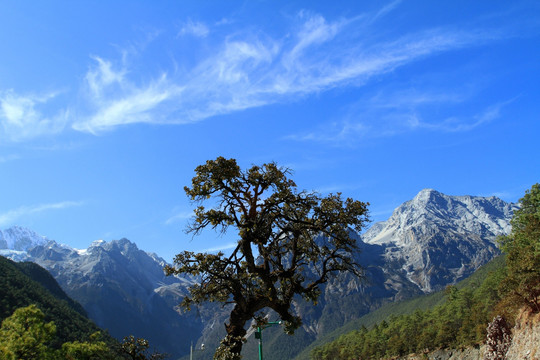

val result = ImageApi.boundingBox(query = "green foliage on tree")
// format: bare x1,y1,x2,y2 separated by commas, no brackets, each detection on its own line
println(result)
0,304,56,360
120,335,167,360
61,332,118,360
165,157,369,359
498,183,540,313
0,305,127,360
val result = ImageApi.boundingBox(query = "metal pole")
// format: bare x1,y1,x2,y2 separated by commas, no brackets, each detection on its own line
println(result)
258,327,263,360
190,341,193,360
256,321,282,360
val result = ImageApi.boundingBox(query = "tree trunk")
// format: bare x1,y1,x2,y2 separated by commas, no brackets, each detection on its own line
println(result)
215,306,250,360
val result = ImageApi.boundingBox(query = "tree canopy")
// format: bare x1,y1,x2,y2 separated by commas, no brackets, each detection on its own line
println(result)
0,304,56,360
165,157,369,359
499,183,540,312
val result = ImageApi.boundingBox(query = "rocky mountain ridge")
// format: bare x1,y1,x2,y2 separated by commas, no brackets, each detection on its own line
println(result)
362,189,517,292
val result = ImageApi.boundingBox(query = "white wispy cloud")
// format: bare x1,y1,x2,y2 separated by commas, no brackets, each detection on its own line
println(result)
0,201,84,227
2,4,512,139
0,90,68,142
200,242,237,253
409,98,515,134
0,154,19,163
164,211,193,225
74,57,184,133
287,84,513,146
74,15,500,134
85,56,127,99
178,19,209,38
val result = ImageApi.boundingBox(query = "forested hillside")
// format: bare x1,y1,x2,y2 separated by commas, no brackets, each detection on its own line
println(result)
310,257,505,359
0,256,130,359
0,256,109,347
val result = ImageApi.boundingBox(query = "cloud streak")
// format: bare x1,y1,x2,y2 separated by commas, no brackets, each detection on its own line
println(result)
0,201,84,227
200,242,237,253
286,87,514,146
0,154,19,163
178,19,209,38
71,11,507,135
164,211,193,225
0,5,515,139
0,90,68,142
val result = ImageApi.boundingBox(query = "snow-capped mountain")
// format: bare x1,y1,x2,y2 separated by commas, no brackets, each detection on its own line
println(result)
364,189,515,244
0,226,49,251
0,226,50,261
362,189,518,292
0,189,517,359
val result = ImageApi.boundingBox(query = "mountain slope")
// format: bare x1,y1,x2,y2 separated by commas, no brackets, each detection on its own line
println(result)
0,256,113,349
294,255,507,360
26,238,203,359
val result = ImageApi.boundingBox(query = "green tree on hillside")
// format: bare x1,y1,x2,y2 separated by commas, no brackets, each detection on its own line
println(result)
120,335,167,360
499,183,540,312
166,157,369,359
0,305,119,360
0,304,56,360
61,331,117,360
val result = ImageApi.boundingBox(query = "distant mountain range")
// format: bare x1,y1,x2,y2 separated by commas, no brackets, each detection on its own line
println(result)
0,189,518,359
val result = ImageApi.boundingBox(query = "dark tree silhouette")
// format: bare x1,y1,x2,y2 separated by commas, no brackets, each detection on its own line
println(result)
166,157,369,359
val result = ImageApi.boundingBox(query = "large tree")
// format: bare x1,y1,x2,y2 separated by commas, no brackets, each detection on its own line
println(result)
165,157,369,359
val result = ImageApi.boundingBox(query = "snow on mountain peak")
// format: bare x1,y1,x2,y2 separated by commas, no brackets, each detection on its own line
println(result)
413,188,440,202
89,239,106,248
360,189,518,292
363,189,517,246
0,226,49,251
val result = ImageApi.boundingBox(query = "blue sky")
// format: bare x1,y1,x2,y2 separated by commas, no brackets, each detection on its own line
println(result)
1,0,539,260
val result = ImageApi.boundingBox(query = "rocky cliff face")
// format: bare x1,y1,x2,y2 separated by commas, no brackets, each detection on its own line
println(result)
506,309,540,360
397,309,540,360
363,189,517,292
